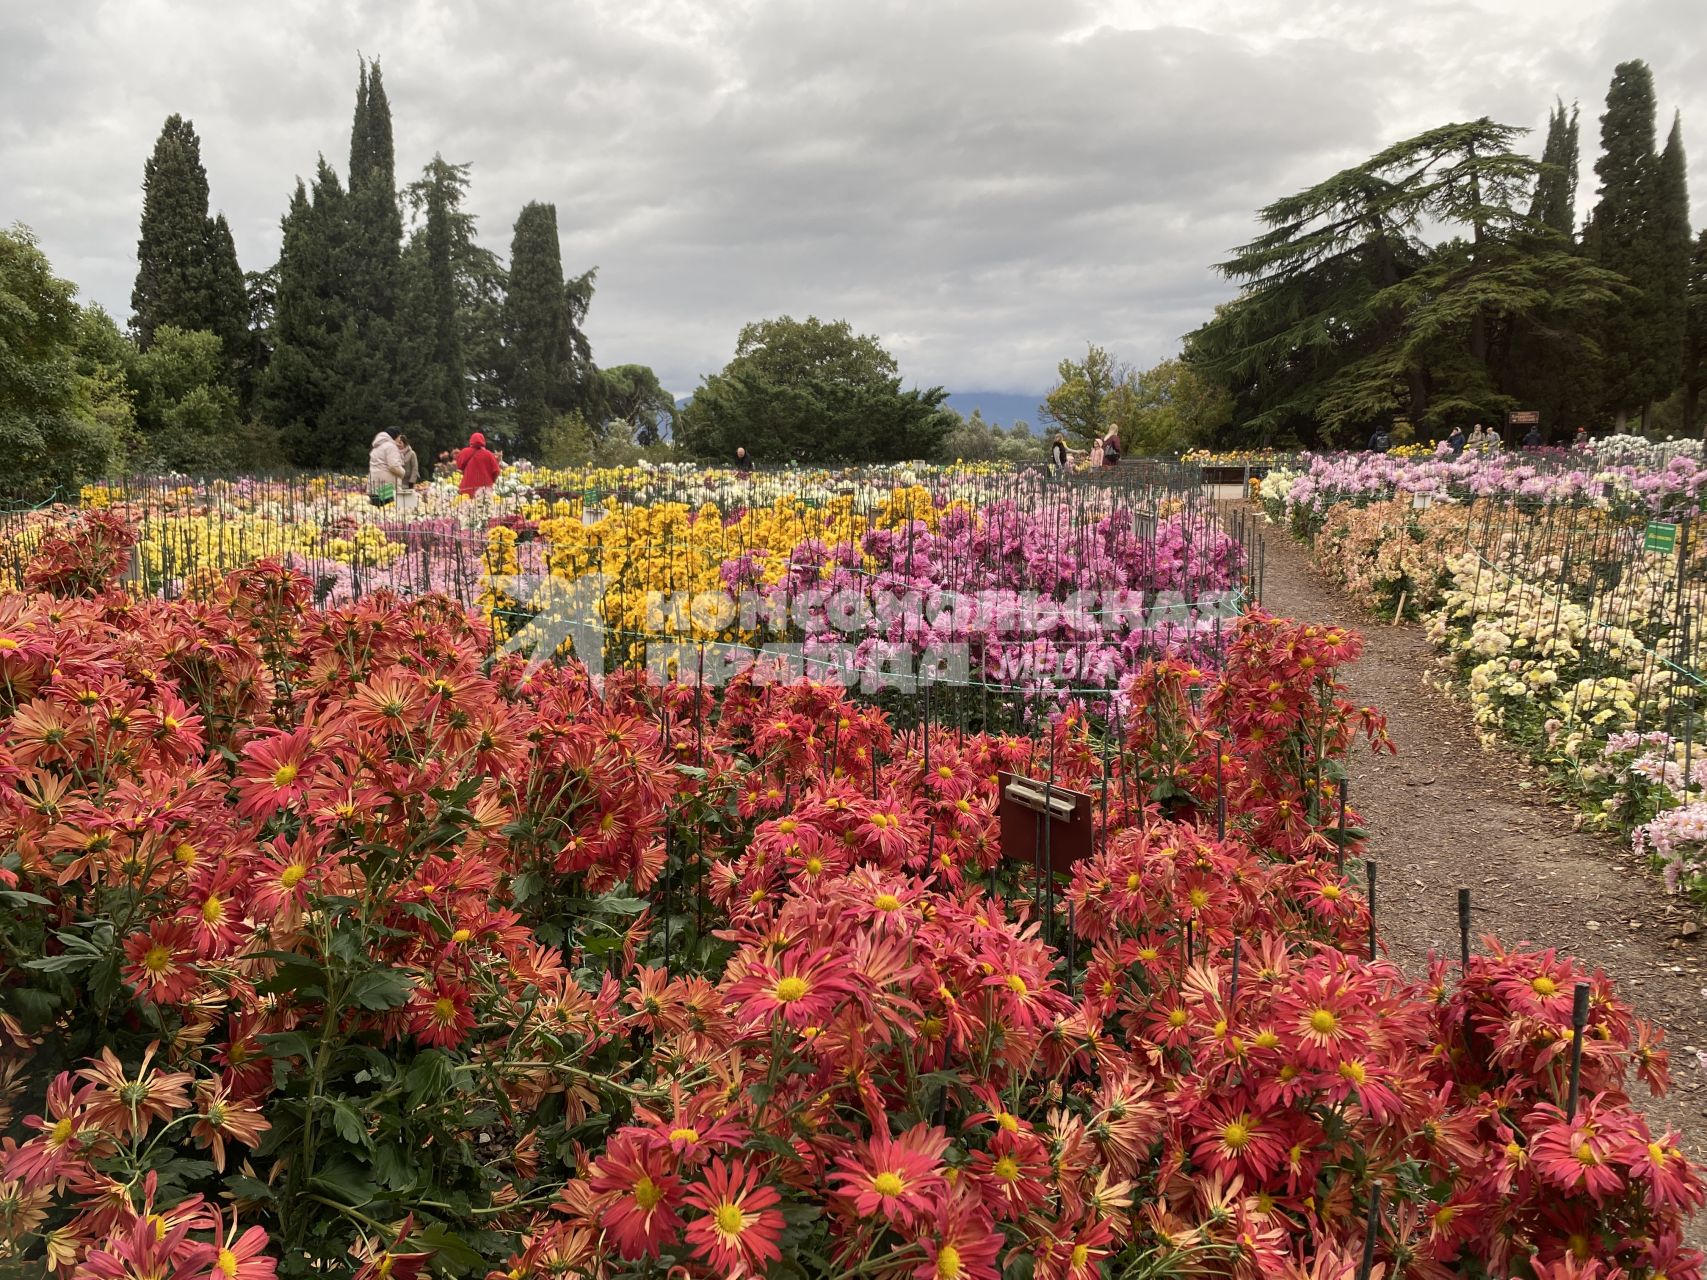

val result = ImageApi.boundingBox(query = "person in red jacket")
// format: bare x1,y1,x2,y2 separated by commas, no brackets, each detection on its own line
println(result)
455,432,501,497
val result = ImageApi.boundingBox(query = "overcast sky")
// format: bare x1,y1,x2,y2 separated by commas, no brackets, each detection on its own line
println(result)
3,0,1703,397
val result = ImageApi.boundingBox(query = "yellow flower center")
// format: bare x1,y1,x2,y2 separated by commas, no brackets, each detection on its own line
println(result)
633,1174,664,1210
804,857,824,875
1649,1142,1668,1166
280,864,306,888
216,1248,238,1278
670,1127,700,1144
1222,1120,1251,1150
937,1244,963,1279
1125,873,1141,891
992,1155,1020,1183
1531,975,1558,996
200,895,224,924
874,893,901,912
1072,1244,1090,1268
1575,1142,1598,1166
774,976,809,1003
432,997,457,1024
451,928,471,944
49,1115,74,1146
1434,1205,1456,1227
1254,1029,1279,1049
142,944,172,974
714,1202,746,1235
272,763,299,787
1005,974,1028,996
1189,888,1209,909
1321,884,1341,900
173,842,197,865
1339,1060,1367,1085
1167,1008,1188,1028
872,1171,906,1197
995,1111,1019,1132
1309,1009,1337,1035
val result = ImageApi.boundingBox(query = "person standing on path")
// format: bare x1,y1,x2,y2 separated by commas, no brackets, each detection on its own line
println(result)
395,433,420,488
455,431,501,498
368,431,404,508
1101,429,1120,467
1050,436,1069,478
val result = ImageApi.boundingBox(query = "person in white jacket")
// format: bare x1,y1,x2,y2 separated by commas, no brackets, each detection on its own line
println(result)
368,431,404,507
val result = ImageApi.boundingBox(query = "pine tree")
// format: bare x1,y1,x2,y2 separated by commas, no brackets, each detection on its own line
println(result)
397,155,466,462
1590,60,1672,427
503,202,575,455
131,114,251,384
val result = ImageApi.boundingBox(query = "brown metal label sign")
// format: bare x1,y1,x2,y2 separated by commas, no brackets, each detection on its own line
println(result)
997,771,1095,874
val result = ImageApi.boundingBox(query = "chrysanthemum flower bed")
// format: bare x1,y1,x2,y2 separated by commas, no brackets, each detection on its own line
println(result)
0,514,1698,1279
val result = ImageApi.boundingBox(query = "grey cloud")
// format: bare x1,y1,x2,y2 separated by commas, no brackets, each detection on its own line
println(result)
2,0,1702,399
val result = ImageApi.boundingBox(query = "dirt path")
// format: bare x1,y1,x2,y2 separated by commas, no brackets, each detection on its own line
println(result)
1258,524,1707,1173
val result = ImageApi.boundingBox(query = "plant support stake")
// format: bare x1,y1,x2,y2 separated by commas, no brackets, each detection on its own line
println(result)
1356,1183,1382,1280
1365,861,1377,962
1566,982,1591,1121
1336,778,1348,871
1457,888,1471,974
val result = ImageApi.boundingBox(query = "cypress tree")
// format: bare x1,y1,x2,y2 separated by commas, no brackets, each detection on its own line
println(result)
398,155,466,462
1685,229,1707,436
132,115,212,348
1590,60,1671,427
329,57,404,456
1654,113,1692,405
503,202,574,455
1529,101,1580,234
258,167,349,465
132,114,250,376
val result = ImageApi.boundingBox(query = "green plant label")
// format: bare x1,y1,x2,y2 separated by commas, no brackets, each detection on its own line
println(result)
1644,521,1678,555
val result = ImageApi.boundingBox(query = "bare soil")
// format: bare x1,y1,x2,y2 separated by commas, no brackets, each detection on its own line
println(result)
1258,524,1707,1193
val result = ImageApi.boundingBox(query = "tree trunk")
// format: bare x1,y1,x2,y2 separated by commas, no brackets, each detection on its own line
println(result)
1615,407,1629,432
1408,367,1429,426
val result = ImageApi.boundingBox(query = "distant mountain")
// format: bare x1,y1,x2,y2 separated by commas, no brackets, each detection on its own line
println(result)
942,392,1044,431
671,390,1046,437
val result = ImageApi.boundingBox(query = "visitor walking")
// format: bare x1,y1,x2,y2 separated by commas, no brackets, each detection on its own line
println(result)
1444,424,1466,459
1090,436,1105,468
734,446,754,473
1367,427,1391,454
1467,423,1488,456
1574,425,1590,448
1101,429,1120,467
1522,424,1542,449
455,431,501,498
367,431,404,508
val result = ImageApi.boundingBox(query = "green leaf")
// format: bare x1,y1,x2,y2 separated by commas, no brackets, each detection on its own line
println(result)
0,889,53,908
346,967,412,1011
260,1031,316,1063
309,1159,375,1208
225,1174,277,1204
597,894,648,916
325,1097,372,1149
409,1225,485,1275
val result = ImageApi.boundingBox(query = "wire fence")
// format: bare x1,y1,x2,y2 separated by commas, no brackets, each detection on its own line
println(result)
0,464,1267,719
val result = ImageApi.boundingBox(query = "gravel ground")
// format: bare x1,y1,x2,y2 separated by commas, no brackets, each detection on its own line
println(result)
1259,521,1707,1238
